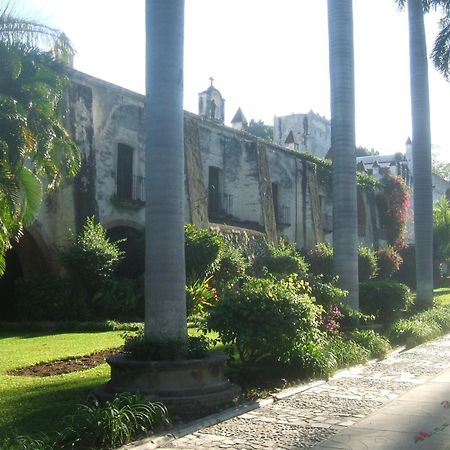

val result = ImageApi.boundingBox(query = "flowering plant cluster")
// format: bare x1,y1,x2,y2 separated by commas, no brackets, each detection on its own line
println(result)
381,175,410,248
321,304,343,336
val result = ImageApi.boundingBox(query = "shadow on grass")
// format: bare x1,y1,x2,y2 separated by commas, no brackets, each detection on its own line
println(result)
1,372,109,436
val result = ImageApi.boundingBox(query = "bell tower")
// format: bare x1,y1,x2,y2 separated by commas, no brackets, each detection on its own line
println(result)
198,77,225,124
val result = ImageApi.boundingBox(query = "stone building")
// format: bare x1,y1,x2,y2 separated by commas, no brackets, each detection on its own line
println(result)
5,71,448,306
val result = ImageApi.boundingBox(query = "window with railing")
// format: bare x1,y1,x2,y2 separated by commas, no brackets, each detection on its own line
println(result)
277,205,291,226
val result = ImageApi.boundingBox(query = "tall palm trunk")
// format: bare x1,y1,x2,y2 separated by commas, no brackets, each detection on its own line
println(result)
327,0,359,309
408,0,434,306
145,0,187,342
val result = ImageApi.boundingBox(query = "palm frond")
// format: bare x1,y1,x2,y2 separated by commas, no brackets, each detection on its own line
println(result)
0,4,75,61
431,14,450,79
18,165,42,225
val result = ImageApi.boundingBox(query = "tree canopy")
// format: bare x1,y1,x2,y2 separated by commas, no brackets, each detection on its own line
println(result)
247,119,274,141
0,36,79,274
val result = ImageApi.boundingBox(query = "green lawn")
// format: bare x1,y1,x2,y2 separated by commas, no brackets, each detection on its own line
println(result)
0,331,123,436
434,287,450,306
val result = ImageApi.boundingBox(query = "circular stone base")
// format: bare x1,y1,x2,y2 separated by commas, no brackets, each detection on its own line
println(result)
95,352,240,418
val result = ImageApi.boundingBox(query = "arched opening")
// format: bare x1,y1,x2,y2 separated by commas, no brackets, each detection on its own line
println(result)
106,226,145,279
0,230,50,320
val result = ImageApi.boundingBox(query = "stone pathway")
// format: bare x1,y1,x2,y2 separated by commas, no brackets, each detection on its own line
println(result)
127,334,450,450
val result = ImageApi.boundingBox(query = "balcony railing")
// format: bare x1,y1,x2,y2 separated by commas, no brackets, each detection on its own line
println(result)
276,205,291,226
115,175,145,203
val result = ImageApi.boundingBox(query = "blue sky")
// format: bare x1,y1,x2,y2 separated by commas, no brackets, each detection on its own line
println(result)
14,0,450,162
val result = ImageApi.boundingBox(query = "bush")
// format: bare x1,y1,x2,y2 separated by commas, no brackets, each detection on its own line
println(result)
61,217,124,296
358,246,378,282
390,306,450,347
291,333,369,378
0,394,168,450
325,337,370,368
259,241,309,278
15,275,87,321
123,330,210,360
185,275,218,318
62,393,168,449
90,278,143,320
185,224,223,278
207,276,322,364
394,245,416,289
307,274,347,308
359,280,413,322
213,242,248,290
292,336,337,378
376,245,403,279
348,329,391,359
306,242,334,281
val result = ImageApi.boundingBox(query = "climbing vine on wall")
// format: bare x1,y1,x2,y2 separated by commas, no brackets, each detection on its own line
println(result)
377,175,410,248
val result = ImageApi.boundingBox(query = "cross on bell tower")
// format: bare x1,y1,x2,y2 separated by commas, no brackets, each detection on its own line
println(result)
198,77,225,123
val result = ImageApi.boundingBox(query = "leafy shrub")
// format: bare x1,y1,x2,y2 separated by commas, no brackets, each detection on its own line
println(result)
61,217,124,295
90,278,143,320
390,306,450,347
394,245,416,289
359,280,413,322
358,246,378,282
258,241,309,278
0,394,168,450
307,274,347,308
306,242,334,281
321,304,344,336
292,336,337,378
291,333,369,378
123,330,210,360
324,337,370,368
185,275,218,318
207,276,322,364
15,275,87,321
376,245,403,279
185,224,223,278
62,393,168,449
348,329,391,359
213,242,248,290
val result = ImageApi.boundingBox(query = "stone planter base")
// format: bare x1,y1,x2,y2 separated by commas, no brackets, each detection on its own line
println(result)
95,352,240,418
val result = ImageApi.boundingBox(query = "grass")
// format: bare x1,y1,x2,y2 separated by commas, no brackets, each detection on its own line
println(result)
0,331,123,437
434,287,450,306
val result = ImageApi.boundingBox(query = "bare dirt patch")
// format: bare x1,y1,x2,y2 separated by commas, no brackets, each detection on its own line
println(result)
9,348,122,377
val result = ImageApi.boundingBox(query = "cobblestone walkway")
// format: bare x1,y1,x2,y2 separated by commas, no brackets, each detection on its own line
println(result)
138,334,450,450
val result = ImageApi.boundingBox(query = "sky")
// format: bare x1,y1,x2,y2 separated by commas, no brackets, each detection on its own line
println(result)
12,0,450,163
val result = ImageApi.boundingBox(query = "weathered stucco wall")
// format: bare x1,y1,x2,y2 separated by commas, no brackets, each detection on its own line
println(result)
29,70,384,277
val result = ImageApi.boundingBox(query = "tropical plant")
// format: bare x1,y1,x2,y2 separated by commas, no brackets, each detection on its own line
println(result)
396,0,434,307
0,42,80,275
0,3,74,60
145,0,187,343
327,0,359,309
0,4,79,276
430,1,450,80
61,393,168,449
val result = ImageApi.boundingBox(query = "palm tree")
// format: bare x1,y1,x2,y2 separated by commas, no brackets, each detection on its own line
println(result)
327,0,359,309
430,1,450,79
397,0,434,306
0,43,80,275
0,2,74,61
144,0,187,343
